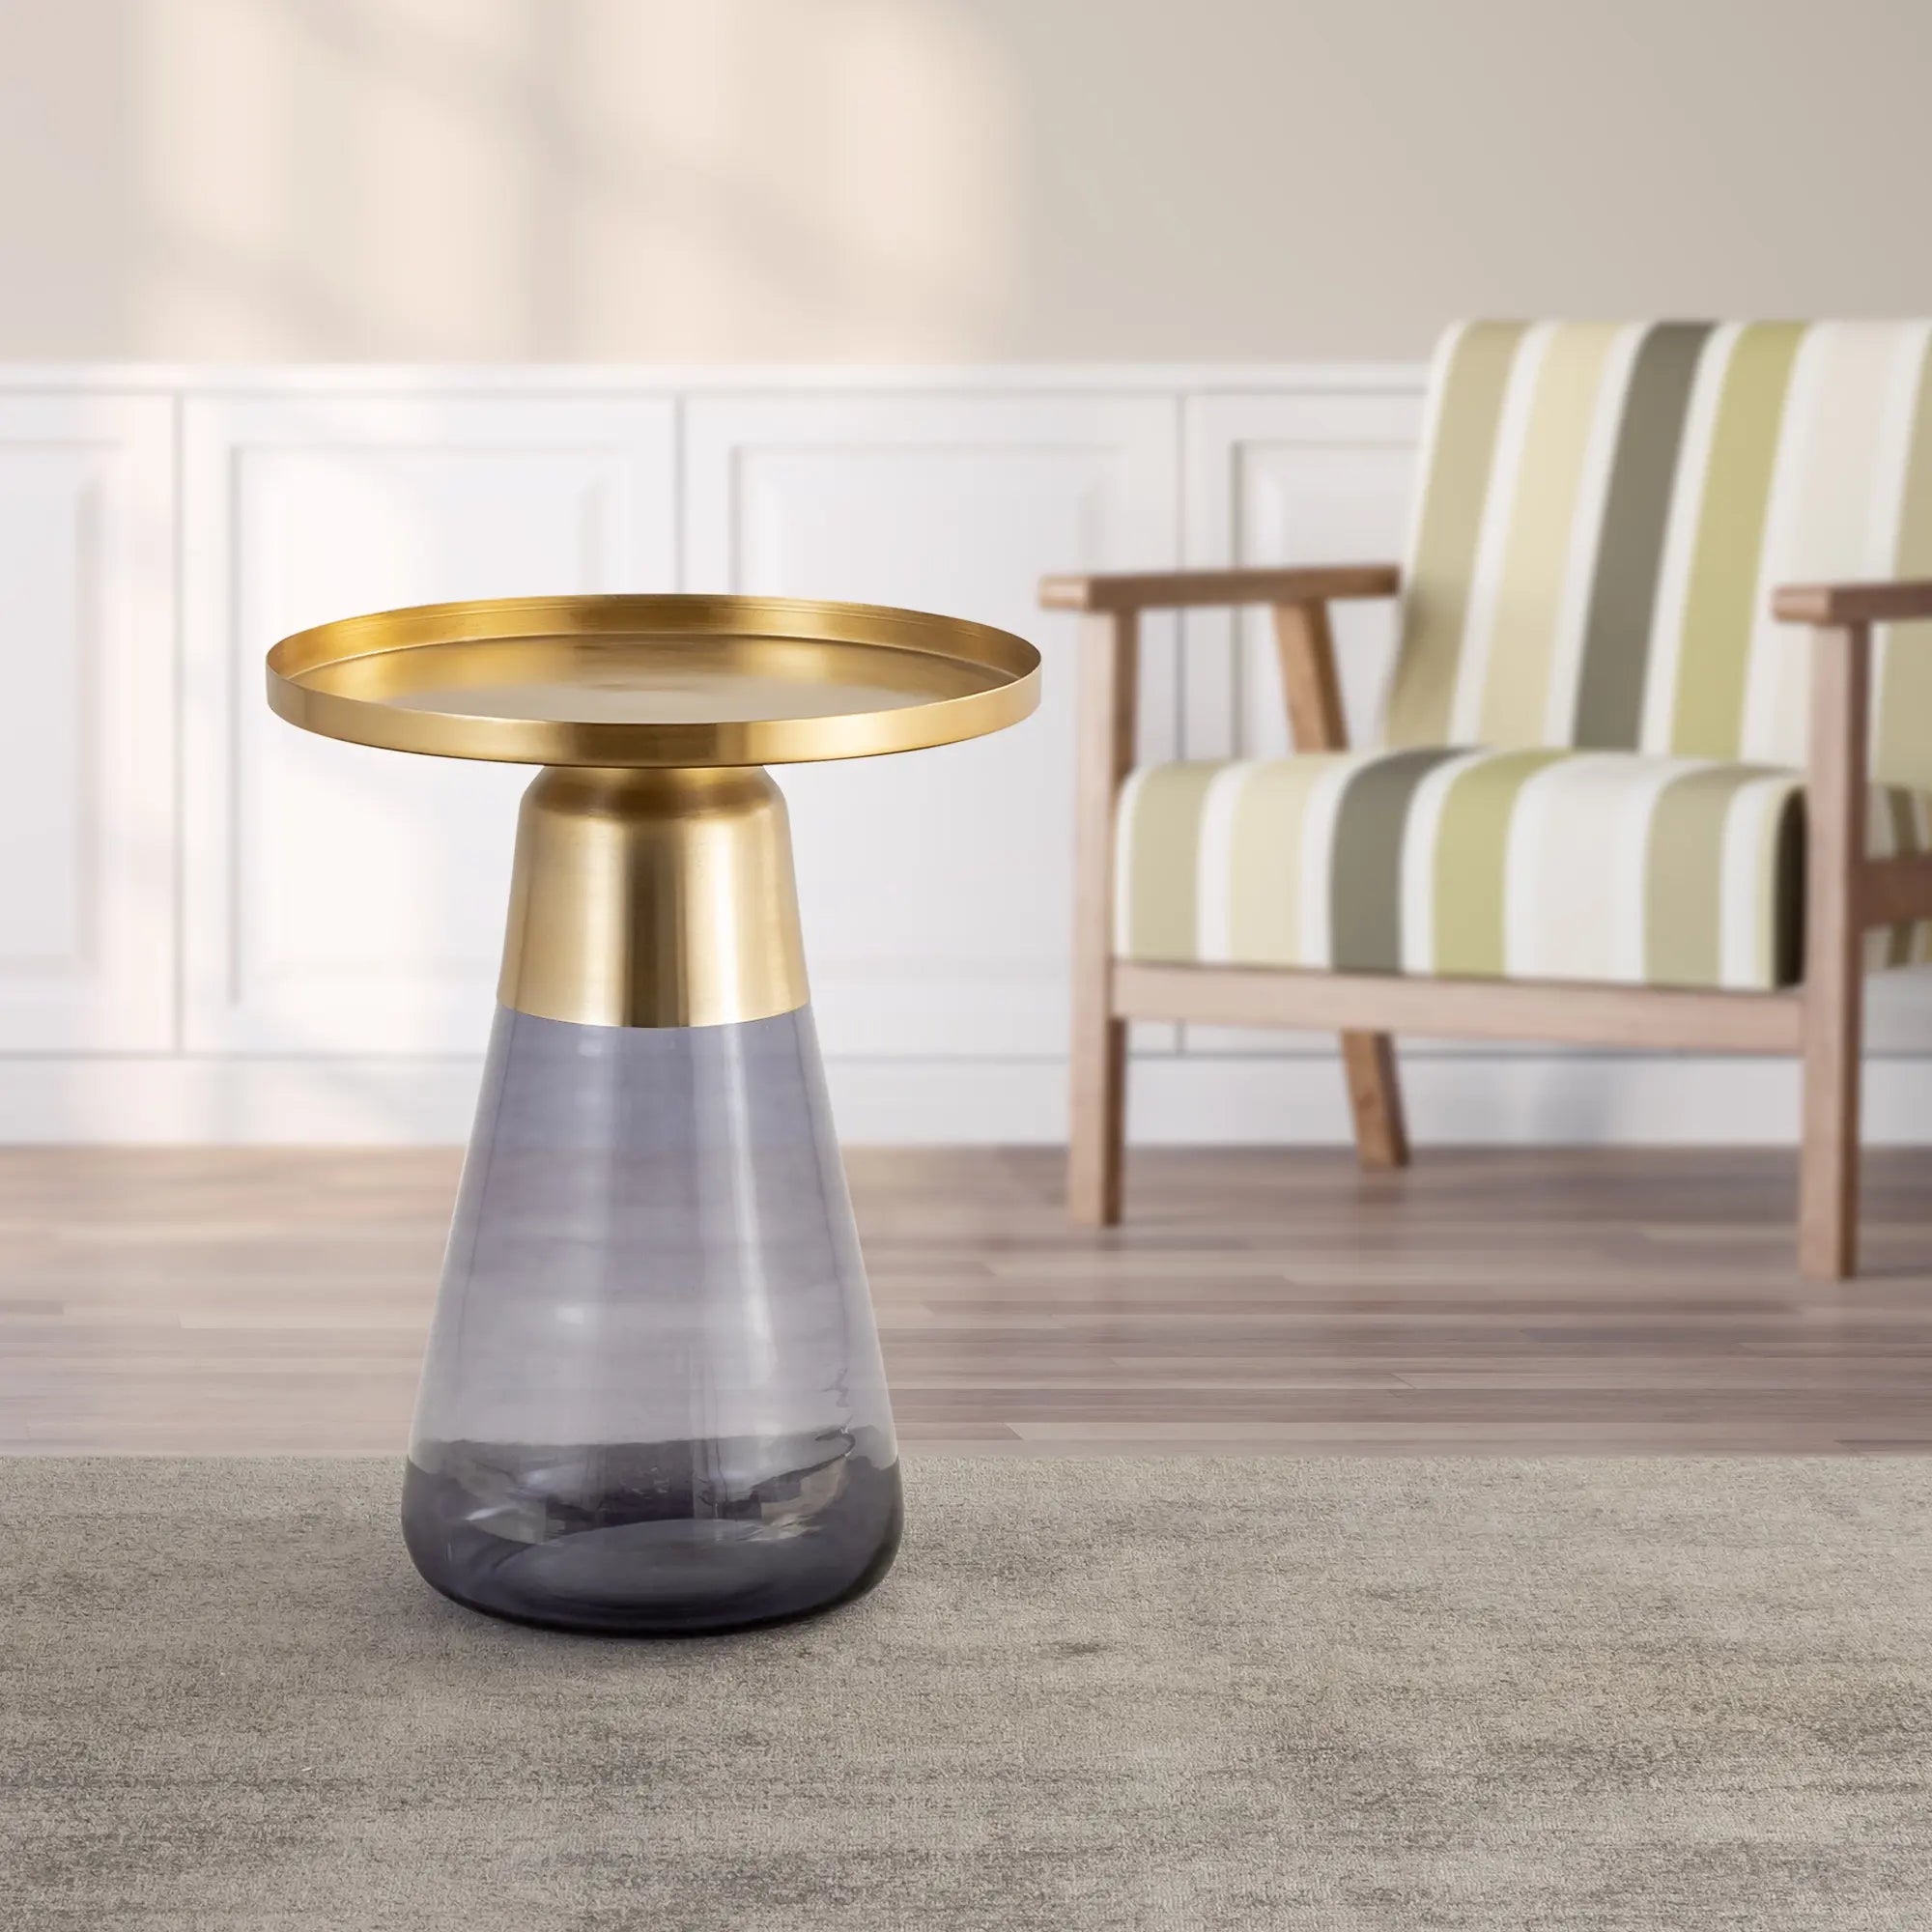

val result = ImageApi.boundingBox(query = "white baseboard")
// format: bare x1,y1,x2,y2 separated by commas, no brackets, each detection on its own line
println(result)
838,1053,1932,1148
1,1053,1929,1147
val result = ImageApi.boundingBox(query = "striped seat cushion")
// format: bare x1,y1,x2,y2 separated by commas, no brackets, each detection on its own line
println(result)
1118,751,1932,991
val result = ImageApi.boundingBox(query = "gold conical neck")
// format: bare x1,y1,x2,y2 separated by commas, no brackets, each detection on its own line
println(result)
497,766,808,1029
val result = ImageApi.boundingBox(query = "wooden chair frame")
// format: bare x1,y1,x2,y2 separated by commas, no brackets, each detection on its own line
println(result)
1041,564,1932,1280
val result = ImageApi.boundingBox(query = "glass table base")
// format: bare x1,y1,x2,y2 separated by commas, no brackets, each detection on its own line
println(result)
403,1428,902,1635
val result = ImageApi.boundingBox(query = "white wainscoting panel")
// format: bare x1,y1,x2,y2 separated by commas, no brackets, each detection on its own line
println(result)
0,393,175,1050
1181,389,1422,759
181,395,677,1055
685,393,1179,1062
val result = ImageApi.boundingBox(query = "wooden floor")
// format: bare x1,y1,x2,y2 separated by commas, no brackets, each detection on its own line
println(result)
3,1147,1931,1456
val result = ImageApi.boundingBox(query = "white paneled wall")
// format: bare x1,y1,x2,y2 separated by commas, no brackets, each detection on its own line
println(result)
1181,391,1422,761
0,363,1925,1145
685,391,1179,1061
180,395,678,1055
0,394,174,1052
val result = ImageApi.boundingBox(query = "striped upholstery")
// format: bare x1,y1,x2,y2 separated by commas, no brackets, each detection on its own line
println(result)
1118,751,1932,992
1117,321,1932,990
1388,321,1932,786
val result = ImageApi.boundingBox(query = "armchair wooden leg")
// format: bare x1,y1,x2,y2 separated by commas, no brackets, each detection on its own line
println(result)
1070,1008,1127,1226
1799,970,1862,1280
1798,621,1868,1281
1068,610,1138,1227
1340,1031,1408,1170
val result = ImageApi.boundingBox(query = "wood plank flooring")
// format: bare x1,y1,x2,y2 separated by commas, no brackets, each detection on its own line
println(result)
2,1147,1930,1455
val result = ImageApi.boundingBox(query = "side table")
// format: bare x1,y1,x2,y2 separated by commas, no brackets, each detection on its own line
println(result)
267,594,1039,1633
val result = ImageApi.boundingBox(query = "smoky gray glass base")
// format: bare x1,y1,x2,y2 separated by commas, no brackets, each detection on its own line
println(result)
403,1004,901,1635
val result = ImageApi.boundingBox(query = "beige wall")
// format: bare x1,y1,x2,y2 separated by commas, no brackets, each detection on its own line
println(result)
4,0,1930,364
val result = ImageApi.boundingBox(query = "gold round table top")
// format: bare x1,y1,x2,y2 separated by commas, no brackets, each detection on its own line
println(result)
266,593,1040,767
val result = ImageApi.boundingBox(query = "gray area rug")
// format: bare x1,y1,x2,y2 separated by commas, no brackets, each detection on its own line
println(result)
3,1458,1931,1931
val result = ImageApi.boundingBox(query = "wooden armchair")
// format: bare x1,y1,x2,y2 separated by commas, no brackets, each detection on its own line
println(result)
1043,322,1932,1279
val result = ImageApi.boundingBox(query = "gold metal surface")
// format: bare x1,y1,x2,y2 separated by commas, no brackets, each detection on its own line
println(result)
269,592,1037,1031
498,765,808,1028
267,593,1039,768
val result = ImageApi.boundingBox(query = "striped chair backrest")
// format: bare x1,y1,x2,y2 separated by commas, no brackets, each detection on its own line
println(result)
1382,322,1932,789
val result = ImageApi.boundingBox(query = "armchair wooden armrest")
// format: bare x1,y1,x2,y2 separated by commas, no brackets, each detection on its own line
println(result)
1038,563,1400,613
1043,562,1400,759
1773,579,1932,625
1769,572,1932,936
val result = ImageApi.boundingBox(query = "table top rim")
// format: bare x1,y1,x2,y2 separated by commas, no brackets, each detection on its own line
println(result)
265,592,1041,768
